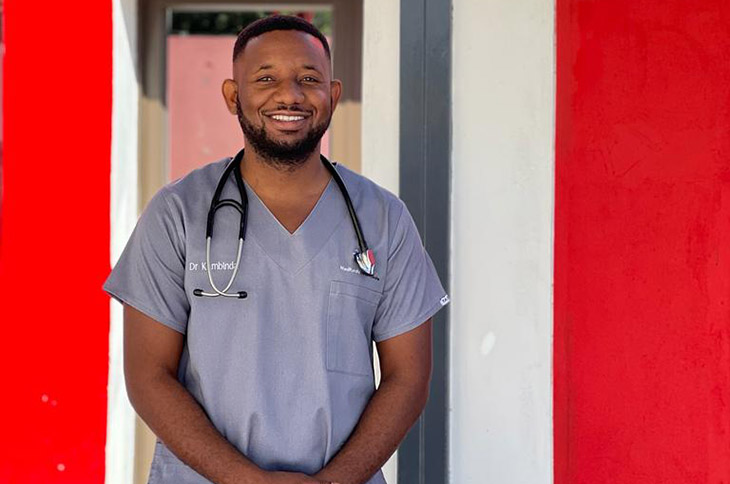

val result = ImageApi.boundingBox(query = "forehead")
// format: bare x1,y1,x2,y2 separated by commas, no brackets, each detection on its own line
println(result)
236,30,329,73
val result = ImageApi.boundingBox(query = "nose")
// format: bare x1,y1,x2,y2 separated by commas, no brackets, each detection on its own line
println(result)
273,79,305,105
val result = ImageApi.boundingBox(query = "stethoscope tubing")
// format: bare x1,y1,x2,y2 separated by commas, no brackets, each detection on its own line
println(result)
322,156,368,253
196,236,246,298
194,148,372,299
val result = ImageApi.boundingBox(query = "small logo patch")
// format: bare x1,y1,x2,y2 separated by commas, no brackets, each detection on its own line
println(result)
355,249,376,277
440,295,450,306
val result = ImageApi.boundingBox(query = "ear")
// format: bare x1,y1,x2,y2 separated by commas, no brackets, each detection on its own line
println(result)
330,79,343,112
221,79,239,116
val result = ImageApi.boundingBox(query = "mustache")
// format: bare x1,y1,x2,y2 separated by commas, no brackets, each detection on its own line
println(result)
235,95,313,111
235,98,311,117
268,105,310,114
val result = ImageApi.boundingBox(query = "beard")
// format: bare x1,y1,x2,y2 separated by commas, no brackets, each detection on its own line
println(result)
236,97,331,170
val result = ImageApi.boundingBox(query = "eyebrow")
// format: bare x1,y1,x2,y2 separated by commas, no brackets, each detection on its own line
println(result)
252,64,324,74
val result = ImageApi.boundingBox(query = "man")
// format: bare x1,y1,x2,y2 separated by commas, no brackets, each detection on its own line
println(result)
104,15,448,484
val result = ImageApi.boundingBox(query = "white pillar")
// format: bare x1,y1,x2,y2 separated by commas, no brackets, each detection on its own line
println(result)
107,0,139,482
450,0,555,482
362,0,400,482
361,0,400,195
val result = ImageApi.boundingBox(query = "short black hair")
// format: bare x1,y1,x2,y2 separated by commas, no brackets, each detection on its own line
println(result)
232,15,331,63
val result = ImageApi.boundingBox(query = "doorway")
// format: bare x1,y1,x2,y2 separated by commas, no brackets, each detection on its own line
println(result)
135,2,363,482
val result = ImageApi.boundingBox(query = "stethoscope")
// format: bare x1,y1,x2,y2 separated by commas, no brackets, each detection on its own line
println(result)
193,148,377,299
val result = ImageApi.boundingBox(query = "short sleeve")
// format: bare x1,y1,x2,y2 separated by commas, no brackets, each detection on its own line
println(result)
103,188,189,334
371,201,450,342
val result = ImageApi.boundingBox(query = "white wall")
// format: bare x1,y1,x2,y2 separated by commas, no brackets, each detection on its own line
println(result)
362,0,400,482
107,0,139,482
361,0,399,196
450,0,555,483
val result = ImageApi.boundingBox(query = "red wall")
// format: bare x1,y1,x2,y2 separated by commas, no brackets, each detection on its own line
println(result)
0,1,112,482
555,1,730,482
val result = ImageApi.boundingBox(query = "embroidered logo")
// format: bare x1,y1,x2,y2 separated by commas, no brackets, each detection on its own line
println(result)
339,265,361,274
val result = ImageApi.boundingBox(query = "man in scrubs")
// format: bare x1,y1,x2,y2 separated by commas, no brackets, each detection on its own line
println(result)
104,15,449,484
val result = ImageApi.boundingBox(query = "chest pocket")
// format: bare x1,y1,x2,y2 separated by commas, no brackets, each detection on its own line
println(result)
326,280,381,377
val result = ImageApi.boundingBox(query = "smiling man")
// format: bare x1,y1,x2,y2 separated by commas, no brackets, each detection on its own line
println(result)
103,15,448,484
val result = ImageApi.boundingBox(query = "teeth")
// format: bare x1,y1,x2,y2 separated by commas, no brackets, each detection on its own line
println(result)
271,115,305,121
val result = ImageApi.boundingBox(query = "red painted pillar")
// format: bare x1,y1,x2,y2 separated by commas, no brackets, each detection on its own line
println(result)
0,1,112,482
555,1,730,482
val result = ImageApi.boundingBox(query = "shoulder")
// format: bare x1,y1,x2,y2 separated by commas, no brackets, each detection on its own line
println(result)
332,163,413,262
160,157,231,204
333,162,406,222
135,156,232,224
133,158,231,236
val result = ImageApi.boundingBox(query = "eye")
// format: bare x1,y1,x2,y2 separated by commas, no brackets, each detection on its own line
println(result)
301,76,320,83
256,75,274,82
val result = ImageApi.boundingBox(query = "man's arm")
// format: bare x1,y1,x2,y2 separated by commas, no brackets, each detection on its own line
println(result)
313,318,433,484
125,305,340,484
124,304,270,484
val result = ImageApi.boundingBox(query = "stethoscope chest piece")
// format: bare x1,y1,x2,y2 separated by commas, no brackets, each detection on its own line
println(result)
194,288,247,299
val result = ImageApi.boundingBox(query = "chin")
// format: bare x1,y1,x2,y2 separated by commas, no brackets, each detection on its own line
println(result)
268,131,310,144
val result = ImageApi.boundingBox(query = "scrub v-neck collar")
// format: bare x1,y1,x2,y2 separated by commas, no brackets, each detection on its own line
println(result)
232,166,349,276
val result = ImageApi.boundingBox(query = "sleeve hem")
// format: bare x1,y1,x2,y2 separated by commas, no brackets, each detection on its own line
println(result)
104,284,187,335
372,295,449,343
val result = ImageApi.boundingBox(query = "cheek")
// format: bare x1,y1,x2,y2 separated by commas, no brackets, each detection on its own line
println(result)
240,101,264,122
239,90,267,112
310,90,332,110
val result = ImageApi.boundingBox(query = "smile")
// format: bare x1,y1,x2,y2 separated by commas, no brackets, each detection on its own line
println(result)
263,112,312,132
269,114,307,121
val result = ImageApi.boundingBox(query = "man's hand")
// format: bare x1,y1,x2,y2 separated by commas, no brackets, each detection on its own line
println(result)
264,471,340,484
311,470,345,484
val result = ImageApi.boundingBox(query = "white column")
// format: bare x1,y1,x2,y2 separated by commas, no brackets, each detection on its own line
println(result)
450,0,555,482
362,1,400,482
107,0,139,482
361,0,400,195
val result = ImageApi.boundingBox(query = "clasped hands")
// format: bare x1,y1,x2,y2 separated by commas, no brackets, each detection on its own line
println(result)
259,470,344,484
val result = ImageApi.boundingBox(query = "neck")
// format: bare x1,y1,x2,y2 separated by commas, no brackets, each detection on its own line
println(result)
238,146,330,200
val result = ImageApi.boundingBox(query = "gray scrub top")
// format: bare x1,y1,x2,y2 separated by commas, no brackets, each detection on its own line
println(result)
103,156,449,484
